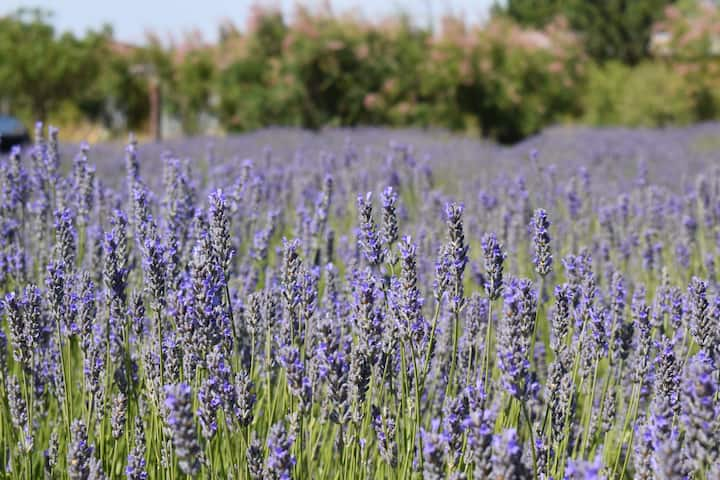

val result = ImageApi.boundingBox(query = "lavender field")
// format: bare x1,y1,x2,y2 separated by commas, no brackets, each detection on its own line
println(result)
3,123,720,479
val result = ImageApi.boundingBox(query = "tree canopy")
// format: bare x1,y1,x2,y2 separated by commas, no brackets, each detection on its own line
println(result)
496,0,677,64
0,9,109,122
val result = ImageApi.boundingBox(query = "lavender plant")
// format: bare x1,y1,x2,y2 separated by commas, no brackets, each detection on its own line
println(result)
1,125,720,479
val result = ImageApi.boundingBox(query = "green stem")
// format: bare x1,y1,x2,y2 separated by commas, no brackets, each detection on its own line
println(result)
156,309,164,388
611,383,639,479
399,344,412,478
521,400,539,480
20,369,32,480
420,302,442,390
446,307,461,402
55,320,71,439
407,339,424,473
580,356,601,457
225,283,237,349
483,300,494,388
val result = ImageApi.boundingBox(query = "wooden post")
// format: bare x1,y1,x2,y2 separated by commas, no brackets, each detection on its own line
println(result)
149,77,162,142
131,63,161,141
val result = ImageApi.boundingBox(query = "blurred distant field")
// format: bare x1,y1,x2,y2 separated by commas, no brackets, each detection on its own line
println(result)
68,123,720,193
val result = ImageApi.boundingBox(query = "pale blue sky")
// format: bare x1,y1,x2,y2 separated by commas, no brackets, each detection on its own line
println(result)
4,0,496,43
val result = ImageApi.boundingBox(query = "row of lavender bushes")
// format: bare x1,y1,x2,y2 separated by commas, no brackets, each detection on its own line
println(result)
1,123,720,479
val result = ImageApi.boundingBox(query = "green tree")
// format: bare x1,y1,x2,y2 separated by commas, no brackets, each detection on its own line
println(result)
566,0,675,65
216,10,306,132
496,0,676,64
169,49,216,135
492,0,564,28
582,61,694,126
79,52,151,132
0,9,106,123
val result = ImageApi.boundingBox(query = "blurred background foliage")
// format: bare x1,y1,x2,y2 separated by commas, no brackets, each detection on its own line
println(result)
1,1,720,143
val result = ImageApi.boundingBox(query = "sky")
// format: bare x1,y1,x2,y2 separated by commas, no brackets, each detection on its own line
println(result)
4,0,496,44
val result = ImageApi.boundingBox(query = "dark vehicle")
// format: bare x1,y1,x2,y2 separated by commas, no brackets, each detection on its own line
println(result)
0,115,30,152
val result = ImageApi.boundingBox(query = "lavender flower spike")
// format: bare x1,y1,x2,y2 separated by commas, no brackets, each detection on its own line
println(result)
481,232,506,301
164,383,201,476
491,428,530,480
357,192,384,267
67,420,93,480
264,421,296,480
530,208,552,277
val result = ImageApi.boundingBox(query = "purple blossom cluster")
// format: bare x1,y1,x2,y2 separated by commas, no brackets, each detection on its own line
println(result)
2,124,720,479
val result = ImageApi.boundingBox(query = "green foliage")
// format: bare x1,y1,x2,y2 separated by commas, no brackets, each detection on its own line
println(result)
76,51,150,131
444,19,583,142
170,50,216,135
494,0,564,28
216,52,304,132
216,12,584,143
287,14,430,128
565,0,676,65
0,9,108,124
581,61,695,126
498,0,676,64
250,9,287,58
3,4,720,142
